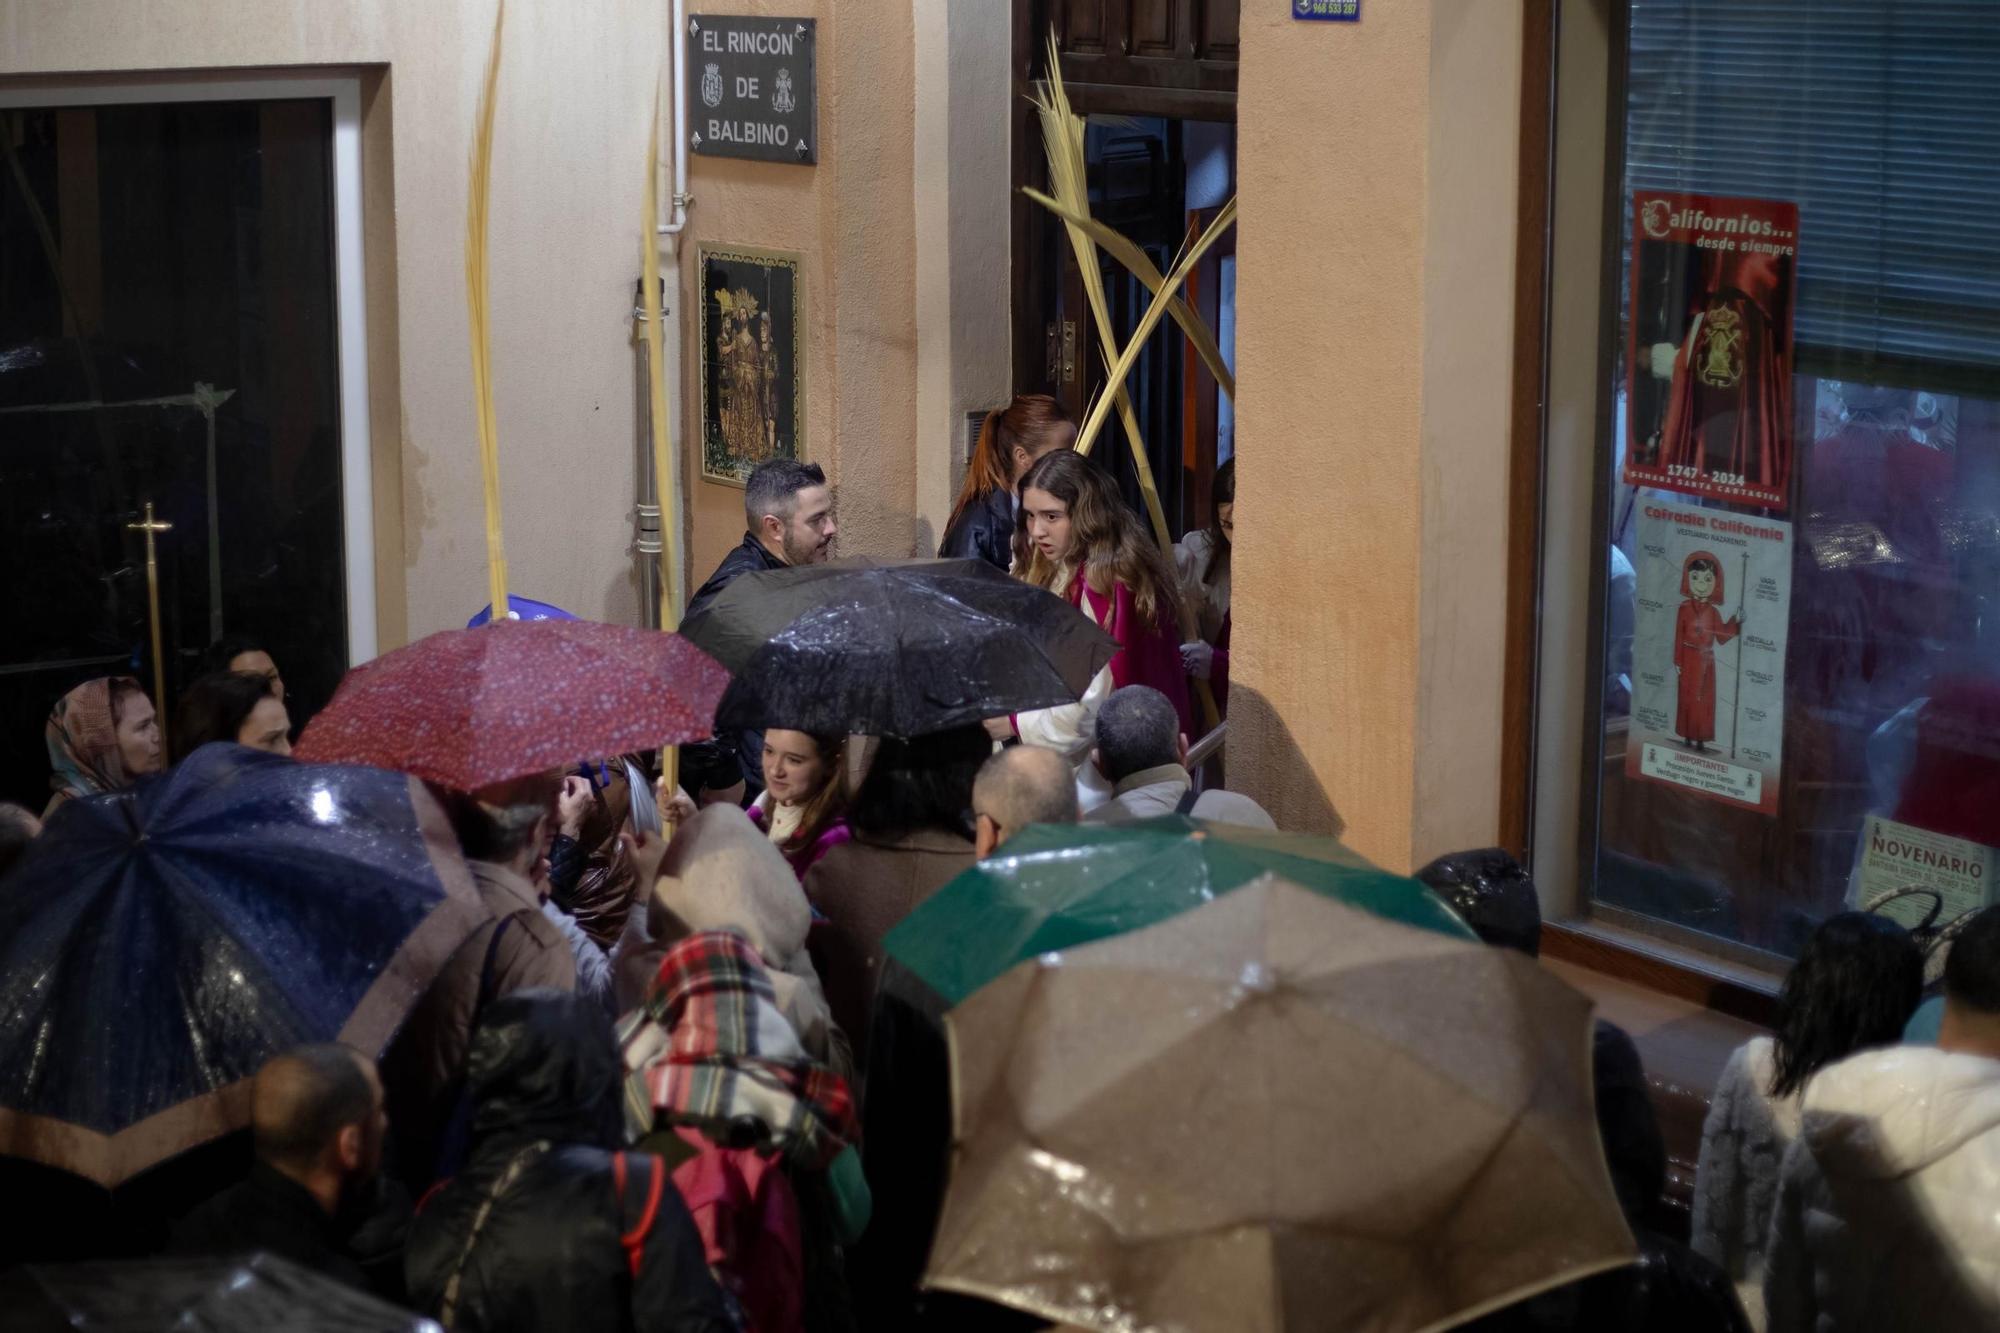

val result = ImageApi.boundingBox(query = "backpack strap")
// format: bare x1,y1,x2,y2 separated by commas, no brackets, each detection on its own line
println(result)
438,1139,551,1331
1174,783,1201,816
612,1151,667,1280
428,914,521,1184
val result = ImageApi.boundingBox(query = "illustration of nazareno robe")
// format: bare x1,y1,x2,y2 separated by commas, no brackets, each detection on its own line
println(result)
1659,248,1790,496
1674,549,1741,745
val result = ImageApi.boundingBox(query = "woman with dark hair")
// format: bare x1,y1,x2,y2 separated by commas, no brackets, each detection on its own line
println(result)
1692,912,1922,1327
937,394,1077,571
749,729,852,879
1176,456,1235,713
175,670,292,758
802,725,986,1071
43,676,164,818
203,631,284,702
991,449,1193,759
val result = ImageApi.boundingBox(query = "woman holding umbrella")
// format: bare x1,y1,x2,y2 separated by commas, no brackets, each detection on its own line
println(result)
991,450,1193,756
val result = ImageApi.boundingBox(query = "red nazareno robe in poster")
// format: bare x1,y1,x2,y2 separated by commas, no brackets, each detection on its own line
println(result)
1673,550,1740,746
1624,191,1799,510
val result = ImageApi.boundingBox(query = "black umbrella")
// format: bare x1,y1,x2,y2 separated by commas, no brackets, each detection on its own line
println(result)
15,1253,438,1332
0,744,487,1188
678,558,1118,739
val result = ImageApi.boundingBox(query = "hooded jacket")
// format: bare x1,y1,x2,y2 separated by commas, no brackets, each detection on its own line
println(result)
406,990,734,1333
1764,1045,2000,1333
612,804,847,1075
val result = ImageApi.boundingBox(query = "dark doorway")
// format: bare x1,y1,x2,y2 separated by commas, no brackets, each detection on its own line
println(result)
0,98,348,811
1013,1,1239,541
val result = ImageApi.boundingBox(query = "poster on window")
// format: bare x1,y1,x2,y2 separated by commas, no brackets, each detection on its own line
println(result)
1623,191,1799,510
1624,501,1793,814
1851,815,1996,929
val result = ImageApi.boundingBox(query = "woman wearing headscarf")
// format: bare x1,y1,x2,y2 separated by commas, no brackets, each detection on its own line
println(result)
43,676,164,819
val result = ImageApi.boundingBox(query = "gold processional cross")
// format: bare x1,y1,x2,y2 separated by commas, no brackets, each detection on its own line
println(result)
126,501,173,719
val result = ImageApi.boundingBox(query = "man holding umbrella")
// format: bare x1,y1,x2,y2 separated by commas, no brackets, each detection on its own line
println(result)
682,459,837,800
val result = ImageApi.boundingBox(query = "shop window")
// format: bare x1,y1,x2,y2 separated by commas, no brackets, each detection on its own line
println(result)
1538,2,2000,964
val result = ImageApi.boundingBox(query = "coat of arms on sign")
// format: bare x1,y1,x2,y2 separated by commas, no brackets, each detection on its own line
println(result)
701,62,723,108
772,68,795,114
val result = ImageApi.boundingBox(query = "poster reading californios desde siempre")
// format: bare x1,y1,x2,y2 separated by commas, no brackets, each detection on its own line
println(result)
1624,191,1799,510
1625,500,1793,815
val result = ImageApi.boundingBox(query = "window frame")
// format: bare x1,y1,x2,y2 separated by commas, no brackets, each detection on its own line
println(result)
0,74,378,665
1520,0,1794,1001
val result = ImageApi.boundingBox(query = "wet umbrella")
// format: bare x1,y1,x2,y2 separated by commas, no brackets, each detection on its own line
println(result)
14,1253,439,1332
677,557,1118,738
294,618,728,791
883,815,1474,1008
929,876,1636,1333
0,744,487,1187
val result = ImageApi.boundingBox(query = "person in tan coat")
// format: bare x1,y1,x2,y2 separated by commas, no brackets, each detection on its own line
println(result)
803,726,986,1072
613,802,848,1075
382,774,577,1185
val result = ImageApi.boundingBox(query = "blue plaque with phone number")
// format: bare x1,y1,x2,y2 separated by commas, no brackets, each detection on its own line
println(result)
1294,0,1360,19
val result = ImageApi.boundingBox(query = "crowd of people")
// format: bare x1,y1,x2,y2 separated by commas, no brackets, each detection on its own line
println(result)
1,398,1996,1333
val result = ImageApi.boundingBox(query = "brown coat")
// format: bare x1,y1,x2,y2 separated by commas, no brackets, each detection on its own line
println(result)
382,860,577,1182
803,828,974,1072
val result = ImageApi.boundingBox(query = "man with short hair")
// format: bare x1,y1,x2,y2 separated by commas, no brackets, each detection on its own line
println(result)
382,774,578,1184
682,459,837,800
1086,685,1275,829
1765,903,2000,1332
684,458,837,621
176,1045,393,1295
971,744,1078,858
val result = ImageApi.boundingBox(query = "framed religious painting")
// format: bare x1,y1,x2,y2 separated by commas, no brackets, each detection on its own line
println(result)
697,244,804,487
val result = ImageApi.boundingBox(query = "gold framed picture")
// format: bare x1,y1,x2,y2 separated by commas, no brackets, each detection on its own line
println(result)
697,244,803,487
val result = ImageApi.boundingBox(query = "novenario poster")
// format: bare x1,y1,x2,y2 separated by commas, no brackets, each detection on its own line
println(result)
1624,191,1799,510
1624,500,1793,815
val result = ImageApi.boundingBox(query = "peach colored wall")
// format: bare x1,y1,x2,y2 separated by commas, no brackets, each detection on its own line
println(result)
1231,0,1523,872
676,0,922,590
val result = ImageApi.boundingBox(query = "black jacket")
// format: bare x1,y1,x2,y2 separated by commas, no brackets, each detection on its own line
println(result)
406,990,734,1333
175,1160,394,1299
936,488,1015,572
685,530,787,622
683,532,789,796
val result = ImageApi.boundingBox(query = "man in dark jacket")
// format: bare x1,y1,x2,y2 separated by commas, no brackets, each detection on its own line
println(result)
406,989,734,1333
684,458,836,620
176,1044,403,1299
682,458,837,797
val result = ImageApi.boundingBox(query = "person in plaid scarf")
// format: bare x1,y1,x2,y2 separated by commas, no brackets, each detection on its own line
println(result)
619,931,860,1183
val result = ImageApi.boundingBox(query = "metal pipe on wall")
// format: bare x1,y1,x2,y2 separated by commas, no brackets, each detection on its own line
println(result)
635,0,691,629
633,280,663,629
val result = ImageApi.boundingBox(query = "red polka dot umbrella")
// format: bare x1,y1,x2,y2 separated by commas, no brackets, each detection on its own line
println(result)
295,620,729,791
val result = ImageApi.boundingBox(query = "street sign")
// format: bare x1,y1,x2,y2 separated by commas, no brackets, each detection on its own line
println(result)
687,14,817,165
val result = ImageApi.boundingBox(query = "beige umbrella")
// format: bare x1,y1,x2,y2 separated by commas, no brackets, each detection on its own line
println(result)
928,875,1636,1333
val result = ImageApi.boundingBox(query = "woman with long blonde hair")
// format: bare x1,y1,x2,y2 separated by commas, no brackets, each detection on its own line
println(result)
986,449,1193,755
937,394,1076,570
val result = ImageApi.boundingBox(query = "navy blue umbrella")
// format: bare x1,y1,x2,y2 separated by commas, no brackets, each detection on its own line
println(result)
0,744,486,1187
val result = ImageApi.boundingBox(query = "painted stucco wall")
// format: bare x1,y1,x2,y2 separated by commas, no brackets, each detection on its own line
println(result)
1231,0,1523,872
0,0,668,642
0,0,947,644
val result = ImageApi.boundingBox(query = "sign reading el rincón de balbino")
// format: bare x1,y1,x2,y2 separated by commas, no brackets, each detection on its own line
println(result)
687,14,817,165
